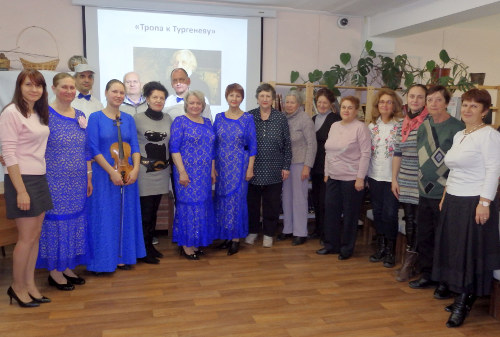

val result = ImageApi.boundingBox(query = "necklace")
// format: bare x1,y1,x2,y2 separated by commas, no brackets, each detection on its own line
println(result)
460,123,485,143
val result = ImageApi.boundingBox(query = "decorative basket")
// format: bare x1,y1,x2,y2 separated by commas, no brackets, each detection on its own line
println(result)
0,54,10,69
16,26,59,70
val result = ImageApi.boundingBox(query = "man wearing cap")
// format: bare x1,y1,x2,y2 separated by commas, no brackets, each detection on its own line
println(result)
164,68,212,122
71,64,104,118
121,71,147,116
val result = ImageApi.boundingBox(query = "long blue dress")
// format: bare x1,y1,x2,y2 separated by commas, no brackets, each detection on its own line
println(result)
169,115,215,247
214,112,257,239
36,107,90,271
86,111,146,272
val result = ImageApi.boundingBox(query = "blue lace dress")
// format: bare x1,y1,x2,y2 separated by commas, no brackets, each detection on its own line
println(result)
36,107,90,271
169,115,216,247
214,112,257,239
86,111,146,272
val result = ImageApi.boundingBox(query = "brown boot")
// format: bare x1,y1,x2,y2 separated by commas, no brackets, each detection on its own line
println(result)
396,250,418,282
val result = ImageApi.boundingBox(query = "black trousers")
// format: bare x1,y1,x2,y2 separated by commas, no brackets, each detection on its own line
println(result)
247,182,282,237
311,173,326,237
140,194,162,254
323,178,364,257
416,196,441,279
368,178,399,241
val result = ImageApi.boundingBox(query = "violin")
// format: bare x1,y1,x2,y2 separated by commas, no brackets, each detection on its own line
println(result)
110,115,133,183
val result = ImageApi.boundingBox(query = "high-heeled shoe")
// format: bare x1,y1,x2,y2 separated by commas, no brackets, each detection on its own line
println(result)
227,241,240,256
29,293,51,303
63,273,86,285
194,248,206,256
179,247,199,260
7,287,40,308
48,275,75,291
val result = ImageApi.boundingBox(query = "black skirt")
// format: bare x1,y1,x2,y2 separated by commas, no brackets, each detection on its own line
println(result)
432,193,500,296
4,174,53,219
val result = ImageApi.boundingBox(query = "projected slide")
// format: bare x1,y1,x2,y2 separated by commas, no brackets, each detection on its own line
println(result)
95,8,249,111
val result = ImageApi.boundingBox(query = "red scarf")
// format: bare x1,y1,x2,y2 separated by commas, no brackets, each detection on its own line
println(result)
400,107,429,142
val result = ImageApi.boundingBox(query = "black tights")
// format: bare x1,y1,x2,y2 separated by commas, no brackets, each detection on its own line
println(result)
402,202,418,251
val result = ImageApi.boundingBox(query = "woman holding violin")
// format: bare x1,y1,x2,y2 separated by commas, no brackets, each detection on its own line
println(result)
86,79,146,273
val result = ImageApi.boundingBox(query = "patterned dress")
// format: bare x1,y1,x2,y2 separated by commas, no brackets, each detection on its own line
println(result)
86,111,146,272
214,112,257,239
36,107,90,271
169,115,216,247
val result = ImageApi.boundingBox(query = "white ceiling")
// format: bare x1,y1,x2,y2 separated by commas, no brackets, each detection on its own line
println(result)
186,0,419,16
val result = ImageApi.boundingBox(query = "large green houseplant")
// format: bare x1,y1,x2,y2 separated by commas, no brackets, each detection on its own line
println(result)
291,43,475,94
290,40,377,96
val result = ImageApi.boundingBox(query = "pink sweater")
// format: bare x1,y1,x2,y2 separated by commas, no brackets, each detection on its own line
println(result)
0,104,49,175
324,119,371,181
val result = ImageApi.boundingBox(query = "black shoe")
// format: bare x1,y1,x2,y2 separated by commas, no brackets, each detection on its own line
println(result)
29,294,51,303
117,264,132,270
445,294,476,312
308,233,320,239
48,275,75,291
179,247,199,260
409,277,437,289
292,237,307,246
434,282,452,300
151,246,164,258
139,255,160,264
227,241,240,256
316,248,335,255
217,240,230,249
7,287,40,308
194,249,206,256
446,293,473,328
338,254,351,260
63,273,86,285
276,233,293,241
369,235,386,262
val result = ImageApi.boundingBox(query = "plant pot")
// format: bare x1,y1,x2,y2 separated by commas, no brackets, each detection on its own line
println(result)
431,67,450,84
470,73,485,85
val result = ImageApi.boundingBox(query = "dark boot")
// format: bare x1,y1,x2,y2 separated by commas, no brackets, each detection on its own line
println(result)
369,234,386,262
383,239,396,268
446,293,475,328
445,293,476,312
227,241,240,256
396,250,418,282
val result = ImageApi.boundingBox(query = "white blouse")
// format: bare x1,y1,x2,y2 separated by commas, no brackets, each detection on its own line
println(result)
444,126,500,200
367,118,400,182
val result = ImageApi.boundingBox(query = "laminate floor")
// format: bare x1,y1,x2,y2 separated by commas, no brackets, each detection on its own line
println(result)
1,232,499,337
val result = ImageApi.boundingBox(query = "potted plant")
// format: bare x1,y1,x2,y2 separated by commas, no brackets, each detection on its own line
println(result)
424,49,474,92
291,40,377,96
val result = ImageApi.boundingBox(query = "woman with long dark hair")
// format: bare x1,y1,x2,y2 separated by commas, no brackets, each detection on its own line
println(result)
0,70,52,307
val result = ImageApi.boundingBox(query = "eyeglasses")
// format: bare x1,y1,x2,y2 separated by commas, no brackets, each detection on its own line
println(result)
379,100,393,105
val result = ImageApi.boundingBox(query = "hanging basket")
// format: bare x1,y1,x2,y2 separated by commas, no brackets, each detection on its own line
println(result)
16,26,59,71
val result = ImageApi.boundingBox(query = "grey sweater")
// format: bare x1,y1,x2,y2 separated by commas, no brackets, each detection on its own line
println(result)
285,108,317,167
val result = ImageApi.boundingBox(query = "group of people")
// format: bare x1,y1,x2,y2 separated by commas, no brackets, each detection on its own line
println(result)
1,67,499,330
315,84,499,328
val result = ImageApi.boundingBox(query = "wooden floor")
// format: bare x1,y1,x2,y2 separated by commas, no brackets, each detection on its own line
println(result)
1,231,499,337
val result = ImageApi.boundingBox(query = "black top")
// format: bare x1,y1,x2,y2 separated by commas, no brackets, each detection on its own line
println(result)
248,107,292,185
311,112,341,175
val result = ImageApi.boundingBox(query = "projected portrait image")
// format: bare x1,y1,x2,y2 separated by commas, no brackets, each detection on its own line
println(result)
134,48,222,105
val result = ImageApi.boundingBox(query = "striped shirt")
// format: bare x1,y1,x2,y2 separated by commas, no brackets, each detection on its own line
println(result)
393,119,425,205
